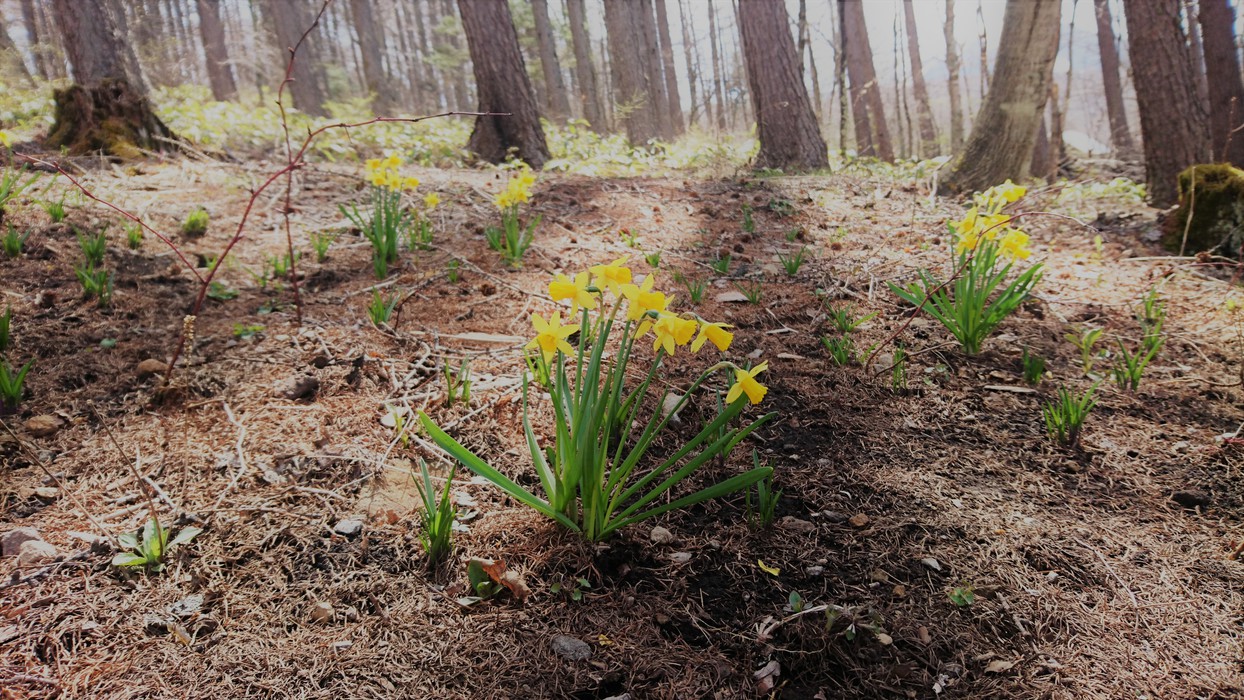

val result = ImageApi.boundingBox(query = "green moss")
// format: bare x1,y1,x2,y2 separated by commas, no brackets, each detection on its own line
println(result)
1163,163,1244,256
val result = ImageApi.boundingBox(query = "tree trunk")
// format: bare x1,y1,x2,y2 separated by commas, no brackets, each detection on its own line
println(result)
708,0,726,132
840,1,872,155
347,0,395,114
265,0,328,117
197,0,238,101
567,0,605,131
1031,113,1053,179
441,0,471,111
944,0,965,152
531,0,571,121
942,0,1061,193
1185,0,1210,108
19,0,51,80
1125,0,1212,206
678,0,700,127
1199,0,1244,166
48,0,175,157
637,0,672,140
1092,0,1135,156
458,0,550,168
605,0,659,143
654,0,683,135
738,0,828,170
842,0,894,161
832,0,848,154
903,0,938,157
976,0,989,100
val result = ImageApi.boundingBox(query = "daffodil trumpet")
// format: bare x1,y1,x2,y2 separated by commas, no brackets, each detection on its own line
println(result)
420,264,775,541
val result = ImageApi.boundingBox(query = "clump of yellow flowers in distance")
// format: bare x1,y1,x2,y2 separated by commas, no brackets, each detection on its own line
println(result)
420,257,776,541
888,181,1043,355
343,152,442,277
0,130,11,148
487,167,540,266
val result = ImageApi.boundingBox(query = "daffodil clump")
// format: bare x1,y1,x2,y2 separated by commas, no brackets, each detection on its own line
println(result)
341,154,420,278
889,181,1044,355
420,259,776,542
410,190,440,251
486,169,540,267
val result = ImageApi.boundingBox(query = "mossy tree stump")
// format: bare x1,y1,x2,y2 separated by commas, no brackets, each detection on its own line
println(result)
46,79,177,159
1164,164,1244,258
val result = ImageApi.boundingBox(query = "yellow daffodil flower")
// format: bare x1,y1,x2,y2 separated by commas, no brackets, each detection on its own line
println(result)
991,180,1026,204
526,311,577,364
652,314,697,356
590,257,632,294
383,154,401,170
999,229,1033,260
424,192,440,209
620,275,671,336
0,130,12,147
690,320,734,353
726,361,769,405
404,176,420,191
549,272,597,312
365,158,382,173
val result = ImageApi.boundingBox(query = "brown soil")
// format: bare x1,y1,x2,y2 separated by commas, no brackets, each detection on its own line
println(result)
2,155,1244,700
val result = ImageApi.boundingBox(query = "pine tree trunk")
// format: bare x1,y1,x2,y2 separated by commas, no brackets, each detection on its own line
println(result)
441,0,471,111
0,19,33,85
841,1,872,155
842,0,894,161
1125,0,1212,206
903,0,939,157
197,0,238,101
1031,113,1053,178
347,0,395,114
833,0,848,154
530,0,571,121
605,0,659,143
48,0,176,157
738,0,828,170
265,0,328,117
944,0,965,152
942,0,1061,193
1185,0,1210,108
567,0,605,131
654,0,683,135
678,0,700,127
708,0,726,132
1199,0,1244,166
638,0,672,140
458,0,550,168
1092,0,1135,156
18,0,48,80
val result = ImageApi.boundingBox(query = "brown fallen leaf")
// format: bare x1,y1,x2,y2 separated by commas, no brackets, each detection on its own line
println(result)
984,659,1016,674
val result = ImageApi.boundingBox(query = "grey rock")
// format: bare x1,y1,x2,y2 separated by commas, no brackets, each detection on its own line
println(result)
920,557,943,572
2,527,43,556
334,518,364,537
169,595,204,618
649,526,674,545
309,601,334,624
551,634,592,661
16,540,58,566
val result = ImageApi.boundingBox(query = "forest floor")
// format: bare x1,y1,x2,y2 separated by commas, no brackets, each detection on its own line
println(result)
2,153,1244,700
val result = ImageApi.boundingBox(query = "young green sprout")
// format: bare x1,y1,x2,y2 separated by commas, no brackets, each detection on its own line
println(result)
1065,326,1104,375
181,208,209,236
76,227,107,267
891,347,908,390
734,280,763,304
0,306,11,352
41,196,66,223
74,263,113,307
414,458,456,567
443,358,472,408
1021,347,1045,385
447,258,461,283
112,517,202,574
827,305,877,334
821,336,854,366
367,289,400,326
2,223,28,258
0,356,33,414
124,222,143,249
310,232,335,262
1043,384,1098,447
710,253,732,276
777,246,809,276
1111,338,1161,391
745,451,781,528
741,204,755,234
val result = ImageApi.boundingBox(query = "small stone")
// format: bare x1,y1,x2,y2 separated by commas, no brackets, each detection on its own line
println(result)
778,516,815,533
342,605,360,622
805,565,824,577
16,540,57,566
136,359,168,379
669,551,692,564
24,415,65,438
1172,440,1191,454
1045,571,1060,582
892,584,907,597
33,487,60,502
169,595,204,618
551,634,592,661
331,640,352,650
1172,490,1210,509
333,518,364,537
603,695,632,700
920,557,943,572
2,527,43,556
279,375,320,401
848,514,871,528
649,526,674,545
818,510,849,523
309,601,334,624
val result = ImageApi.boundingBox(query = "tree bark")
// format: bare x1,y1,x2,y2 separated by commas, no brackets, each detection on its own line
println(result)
1199,0,1244,166
738,0,827,170
944,0,965,152
1092,0,1134,156
678,0,700,126
903,0,938,157
440,0,471,111
264,0,328,117
942,0,1061,193
0,17,33,85
347,0,395,114
567,0,605,131
1125,0,1212,206
637,0,672,139
458,0,549,168
531,0,571,121
707,0,726,131
842,0,894,161
19,0,50,80
654,0,683,135
841,0,872,155
1031,113,1053,179
605,0,659,143
196,0,238,101
1185,0,1210,108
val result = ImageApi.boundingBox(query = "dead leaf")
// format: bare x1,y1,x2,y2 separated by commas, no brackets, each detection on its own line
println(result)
754,659,780,694
983,385,1037,394
715,290,749,303
480,559,531,602
757,559,780,576
984,659,1016,674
